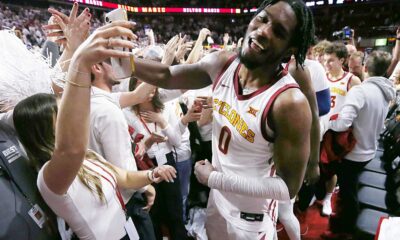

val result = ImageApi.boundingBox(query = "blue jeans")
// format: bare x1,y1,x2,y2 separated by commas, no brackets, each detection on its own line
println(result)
176,157,192,222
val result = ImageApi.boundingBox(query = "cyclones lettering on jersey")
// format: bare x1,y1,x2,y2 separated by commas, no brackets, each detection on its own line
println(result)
213,98,255,143
330,87,346,96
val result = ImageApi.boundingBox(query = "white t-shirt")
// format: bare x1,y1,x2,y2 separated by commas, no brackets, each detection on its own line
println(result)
89,87,138,202
165,99,192,162
37,160,127,240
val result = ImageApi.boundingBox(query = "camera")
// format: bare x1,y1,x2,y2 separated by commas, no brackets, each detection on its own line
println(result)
332,26,352,40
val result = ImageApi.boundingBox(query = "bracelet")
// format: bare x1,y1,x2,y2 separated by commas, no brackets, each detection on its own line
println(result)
67,80,91,88
147,170,154,183
70,67,91,75
59,59,72,69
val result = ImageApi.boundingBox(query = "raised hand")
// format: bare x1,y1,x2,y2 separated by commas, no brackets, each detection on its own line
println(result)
71,20,137,72
44,2,92,51
223,33,230,45
162,35,180,65
198,28,211,42
175,35,192,62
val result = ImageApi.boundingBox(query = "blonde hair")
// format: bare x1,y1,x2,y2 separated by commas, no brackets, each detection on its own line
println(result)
13,94,117,203
79,150,117,203
312,40,331,57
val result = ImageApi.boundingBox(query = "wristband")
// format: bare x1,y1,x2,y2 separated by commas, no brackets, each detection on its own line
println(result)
147,170,155,182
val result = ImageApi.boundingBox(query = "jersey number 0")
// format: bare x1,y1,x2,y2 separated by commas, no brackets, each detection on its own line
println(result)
218,126,232,154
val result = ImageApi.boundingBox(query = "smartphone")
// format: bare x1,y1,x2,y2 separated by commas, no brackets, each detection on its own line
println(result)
152,131,165,138
105,9,134,80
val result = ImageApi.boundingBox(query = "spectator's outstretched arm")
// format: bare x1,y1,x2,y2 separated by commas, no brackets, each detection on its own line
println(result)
44,21,136,195
162,35,179,65
43,3,91,95
387,27,400,77
45,3,91,72
389,59,400,86
186,28,210,64
119,82,156,108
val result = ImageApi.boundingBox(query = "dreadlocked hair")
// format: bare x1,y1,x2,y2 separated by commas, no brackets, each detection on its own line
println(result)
256,0,315,68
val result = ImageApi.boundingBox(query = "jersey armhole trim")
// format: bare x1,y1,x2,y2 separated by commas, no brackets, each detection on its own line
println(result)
346,74,353,91
260,83,300,142
212,55,237,91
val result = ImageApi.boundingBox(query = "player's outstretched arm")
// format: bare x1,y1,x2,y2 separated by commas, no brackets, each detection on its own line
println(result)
272,88,312,199
133,51,234,90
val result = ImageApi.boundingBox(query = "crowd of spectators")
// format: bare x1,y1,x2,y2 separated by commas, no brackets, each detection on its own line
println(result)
0,1,399,48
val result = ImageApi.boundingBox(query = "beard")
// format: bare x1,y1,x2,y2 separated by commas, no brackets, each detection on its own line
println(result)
238,47,261,70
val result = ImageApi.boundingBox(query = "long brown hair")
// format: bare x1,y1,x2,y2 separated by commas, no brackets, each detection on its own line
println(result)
14,93,114,202
129,76,164,115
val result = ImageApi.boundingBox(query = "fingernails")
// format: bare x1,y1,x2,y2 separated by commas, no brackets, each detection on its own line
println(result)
85,8,89,12
74,2,78,6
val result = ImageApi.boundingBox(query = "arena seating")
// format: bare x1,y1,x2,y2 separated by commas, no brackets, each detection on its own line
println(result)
355,92,400,239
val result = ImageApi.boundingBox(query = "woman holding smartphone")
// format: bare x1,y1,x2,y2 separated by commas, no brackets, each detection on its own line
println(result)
13,21,176,240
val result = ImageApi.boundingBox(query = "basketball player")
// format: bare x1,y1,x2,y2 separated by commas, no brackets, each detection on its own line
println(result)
131,0,315,238
320,42,361,216
324,43,361,120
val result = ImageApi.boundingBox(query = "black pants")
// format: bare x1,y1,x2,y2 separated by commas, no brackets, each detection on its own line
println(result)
150,152,187,240
297,163,332,211
330,159,370,233
126,192,156,240
188,140,212,208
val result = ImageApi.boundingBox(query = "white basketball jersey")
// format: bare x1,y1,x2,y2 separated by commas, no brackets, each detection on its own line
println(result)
327,71,353,115
321,71,354,134
211,57,299,232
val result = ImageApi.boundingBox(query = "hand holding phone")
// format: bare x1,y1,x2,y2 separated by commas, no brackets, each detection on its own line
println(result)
104,9,134,80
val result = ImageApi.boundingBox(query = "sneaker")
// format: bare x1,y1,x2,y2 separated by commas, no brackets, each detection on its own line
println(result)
309,195,317,207
322,200,332,216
